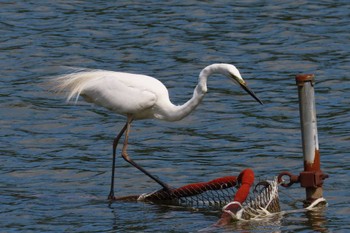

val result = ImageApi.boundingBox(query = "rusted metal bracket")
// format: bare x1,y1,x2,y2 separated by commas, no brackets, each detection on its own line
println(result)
278,171,329,188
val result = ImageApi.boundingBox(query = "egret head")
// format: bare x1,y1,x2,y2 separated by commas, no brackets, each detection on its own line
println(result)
224,64,263,105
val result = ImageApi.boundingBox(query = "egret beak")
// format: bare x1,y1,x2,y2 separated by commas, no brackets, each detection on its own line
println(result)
240,82,263,105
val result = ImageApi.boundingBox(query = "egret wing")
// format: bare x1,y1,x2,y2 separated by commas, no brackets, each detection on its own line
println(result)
81,72,158,116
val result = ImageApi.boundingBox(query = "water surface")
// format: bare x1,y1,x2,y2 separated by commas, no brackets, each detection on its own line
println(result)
1,1,349,232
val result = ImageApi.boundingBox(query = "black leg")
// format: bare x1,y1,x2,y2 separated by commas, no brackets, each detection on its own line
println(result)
108,123,128,200
121,116,172,191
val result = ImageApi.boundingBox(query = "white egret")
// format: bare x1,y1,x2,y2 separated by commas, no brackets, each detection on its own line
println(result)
54,63,263,200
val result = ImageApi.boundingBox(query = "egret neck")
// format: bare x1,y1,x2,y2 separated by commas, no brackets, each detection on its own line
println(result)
156,64,226,122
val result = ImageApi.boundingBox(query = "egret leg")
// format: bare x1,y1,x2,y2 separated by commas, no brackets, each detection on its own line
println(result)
121,115,172,192
108,123,128,200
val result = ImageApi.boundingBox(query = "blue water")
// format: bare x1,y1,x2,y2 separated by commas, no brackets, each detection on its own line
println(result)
1,1,349,232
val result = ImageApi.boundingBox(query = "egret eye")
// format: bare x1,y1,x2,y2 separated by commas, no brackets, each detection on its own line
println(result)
229,74,242,86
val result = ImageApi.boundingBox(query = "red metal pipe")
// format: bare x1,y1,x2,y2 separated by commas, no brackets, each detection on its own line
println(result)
216,168,254,225
172,176,237,197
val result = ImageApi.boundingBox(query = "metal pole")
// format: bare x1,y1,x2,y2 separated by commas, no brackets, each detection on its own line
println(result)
296,74,323,204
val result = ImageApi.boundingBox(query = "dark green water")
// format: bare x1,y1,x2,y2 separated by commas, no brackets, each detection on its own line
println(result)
1,1,349,232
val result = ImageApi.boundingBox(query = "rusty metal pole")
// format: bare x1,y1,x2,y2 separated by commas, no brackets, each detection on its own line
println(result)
296,74,324,204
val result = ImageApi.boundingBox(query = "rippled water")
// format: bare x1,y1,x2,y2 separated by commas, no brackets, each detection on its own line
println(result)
1,1,349,232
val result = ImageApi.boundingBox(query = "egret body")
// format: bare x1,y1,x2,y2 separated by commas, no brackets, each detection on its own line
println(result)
54,63,262,199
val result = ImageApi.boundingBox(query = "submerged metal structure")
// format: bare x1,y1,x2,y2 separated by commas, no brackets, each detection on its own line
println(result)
278,74,328,205
116,74,329,225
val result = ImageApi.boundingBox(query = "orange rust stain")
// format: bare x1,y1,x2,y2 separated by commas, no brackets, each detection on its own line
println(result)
304,149,321,171
296,74,314,81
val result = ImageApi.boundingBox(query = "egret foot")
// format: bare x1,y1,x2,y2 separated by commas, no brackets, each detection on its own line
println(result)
108,192,115,200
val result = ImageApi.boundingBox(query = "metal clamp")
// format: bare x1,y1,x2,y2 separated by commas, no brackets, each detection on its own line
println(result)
278,171,329,188
277,171,299,187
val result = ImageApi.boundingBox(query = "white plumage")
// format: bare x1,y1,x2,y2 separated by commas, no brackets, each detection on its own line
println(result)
54,63,262,199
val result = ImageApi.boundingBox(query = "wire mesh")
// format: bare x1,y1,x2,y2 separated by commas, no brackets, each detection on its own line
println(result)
138,176,238,210
235,177,281,220
115,172,281,222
